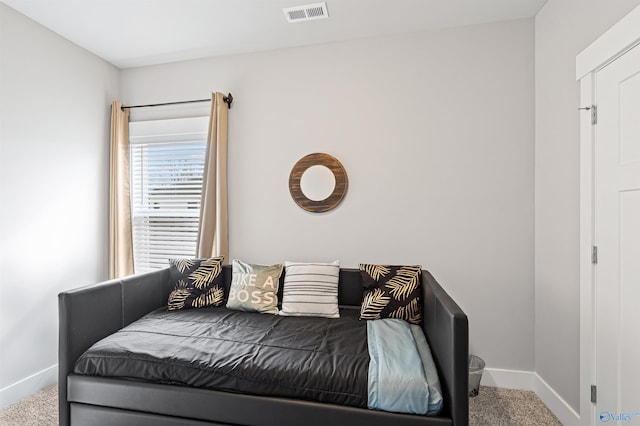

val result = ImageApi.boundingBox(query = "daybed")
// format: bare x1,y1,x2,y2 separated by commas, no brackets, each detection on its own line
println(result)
59,266,468,426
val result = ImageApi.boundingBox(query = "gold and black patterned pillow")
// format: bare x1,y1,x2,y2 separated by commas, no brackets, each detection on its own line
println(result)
359,264,423,324
167,257,224,311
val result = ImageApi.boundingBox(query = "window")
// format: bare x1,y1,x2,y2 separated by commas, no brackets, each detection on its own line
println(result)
129,117,208,273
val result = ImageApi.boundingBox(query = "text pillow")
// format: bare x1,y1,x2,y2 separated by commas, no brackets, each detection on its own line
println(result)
279,260,340,318
167,257,224,311
226,260,283,315
359,264,423,324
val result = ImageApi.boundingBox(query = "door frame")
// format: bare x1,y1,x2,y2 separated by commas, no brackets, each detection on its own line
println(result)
576,6,640,426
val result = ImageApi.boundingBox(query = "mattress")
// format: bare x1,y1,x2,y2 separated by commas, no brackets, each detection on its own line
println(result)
74,307,369,407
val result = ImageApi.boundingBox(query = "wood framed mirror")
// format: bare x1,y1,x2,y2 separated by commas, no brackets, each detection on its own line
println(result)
289,153,348,213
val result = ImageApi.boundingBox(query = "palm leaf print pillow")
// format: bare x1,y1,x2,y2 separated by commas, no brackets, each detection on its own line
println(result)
359,264,423,324
167,256,225,311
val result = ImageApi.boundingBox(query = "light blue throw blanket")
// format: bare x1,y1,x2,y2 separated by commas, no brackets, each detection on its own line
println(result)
367,319,443,415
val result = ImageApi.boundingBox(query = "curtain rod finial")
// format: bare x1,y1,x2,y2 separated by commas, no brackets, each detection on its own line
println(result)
224,93,233,109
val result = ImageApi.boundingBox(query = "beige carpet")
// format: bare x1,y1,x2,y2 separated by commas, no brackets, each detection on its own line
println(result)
0,384,58,426
0,384,561,425
469,386,562,425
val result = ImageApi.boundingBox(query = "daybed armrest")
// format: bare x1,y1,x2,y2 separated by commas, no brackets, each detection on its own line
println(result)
422,270,468,426
58,268,171,426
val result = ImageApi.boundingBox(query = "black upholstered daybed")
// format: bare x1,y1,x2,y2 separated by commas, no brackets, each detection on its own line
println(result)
59,266,468,426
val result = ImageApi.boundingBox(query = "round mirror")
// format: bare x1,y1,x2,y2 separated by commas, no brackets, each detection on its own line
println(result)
300,165,336,201
289,153,348,213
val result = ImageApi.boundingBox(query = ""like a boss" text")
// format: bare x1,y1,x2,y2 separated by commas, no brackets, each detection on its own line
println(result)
229,273,277,304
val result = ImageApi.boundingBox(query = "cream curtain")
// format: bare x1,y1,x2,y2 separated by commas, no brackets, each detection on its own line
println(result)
109,101,134,279
196,92,229,260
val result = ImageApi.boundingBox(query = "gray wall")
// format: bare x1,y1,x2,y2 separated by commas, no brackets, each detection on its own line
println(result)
534,0,640,412
0,3,119,406
122,19,535,374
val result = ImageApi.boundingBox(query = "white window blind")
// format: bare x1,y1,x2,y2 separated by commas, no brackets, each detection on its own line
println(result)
129,117,209,273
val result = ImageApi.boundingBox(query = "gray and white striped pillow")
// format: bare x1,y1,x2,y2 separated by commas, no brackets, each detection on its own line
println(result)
279,260,340,318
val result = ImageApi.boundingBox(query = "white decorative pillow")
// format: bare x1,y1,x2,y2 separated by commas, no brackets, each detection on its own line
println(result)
279,260,340,318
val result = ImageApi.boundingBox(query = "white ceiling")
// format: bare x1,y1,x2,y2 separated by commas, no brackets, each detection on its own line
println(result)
2,0,548,69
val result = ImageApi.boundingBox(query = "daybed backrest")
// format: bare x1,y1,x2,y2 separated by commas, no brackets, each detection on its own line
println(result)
220,265,365,307
338,268,366,306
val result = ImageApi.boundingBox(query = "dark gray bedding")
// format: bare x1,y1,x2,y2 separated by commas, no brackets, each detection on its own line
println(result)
74,307,369,407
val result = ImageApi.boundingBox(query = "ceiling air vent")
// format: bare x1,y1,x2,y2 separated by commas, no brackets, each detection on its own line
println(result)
283,2,329,23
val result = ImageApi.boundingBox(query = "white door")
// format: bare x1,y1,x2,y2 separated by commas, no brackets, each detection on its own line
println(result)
594,42,640,423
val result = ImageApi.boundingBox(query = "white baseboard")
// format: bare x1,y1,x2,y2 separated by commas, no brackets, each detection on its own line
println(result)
481,368,581,426
482,367,535,390
0,364,58,410
534,373,581,426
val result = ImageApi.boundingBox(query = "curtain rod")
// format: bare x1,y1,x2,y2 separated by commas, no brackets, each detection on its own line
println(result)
121,93,233,110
